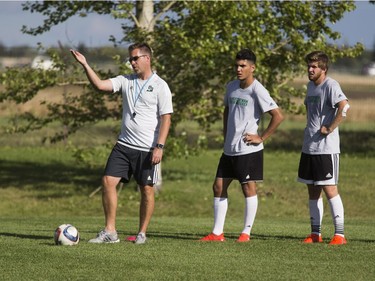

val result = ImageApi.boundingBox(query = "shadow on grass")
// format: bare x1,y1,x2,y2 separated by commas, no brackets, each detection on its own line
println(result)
143,231,303,242
0,159,102,192
145,231,375,243
0,232,51,240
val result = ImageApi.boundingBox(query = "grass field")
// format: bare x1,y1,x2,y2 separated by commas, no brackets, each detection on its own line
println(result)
1,217,375,281
0,72,374,280
0,147,374,281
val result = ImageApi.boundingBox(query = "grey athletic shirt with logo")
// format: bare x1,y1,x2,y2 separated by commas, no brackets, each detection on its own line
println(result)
223,79,278,156
302,77,347,155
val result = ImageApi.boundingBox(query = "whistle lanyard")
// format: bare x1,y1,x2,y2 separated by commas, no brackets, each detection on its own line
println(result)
133,73,154,109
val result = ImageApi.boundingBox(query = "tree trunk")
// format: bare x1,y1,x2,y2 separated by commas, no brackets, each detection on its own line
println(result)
136,0,155,32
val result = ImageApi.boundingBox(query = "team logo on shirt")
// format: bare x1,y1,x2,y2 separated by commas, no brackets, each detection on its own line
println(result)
307,96,320,103
147,86,154,92
230,97,248,106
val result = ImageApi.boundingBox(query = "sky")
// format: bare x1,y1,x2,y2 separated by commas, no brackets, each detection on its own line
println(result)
0,1,375,50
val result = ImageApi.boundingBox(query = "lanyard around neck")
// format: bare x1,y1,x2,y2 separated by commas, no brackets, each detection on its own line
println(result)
133,73,154,108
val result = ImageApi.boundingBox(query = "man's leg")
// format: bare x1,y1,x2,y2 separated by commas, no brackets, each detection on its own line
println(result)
132,185,155,244
323,185,346,244
138,185,155,234
303,184,324,243
102,175,121,232
88,175,121,243
200,178,231,241
239,181,258,242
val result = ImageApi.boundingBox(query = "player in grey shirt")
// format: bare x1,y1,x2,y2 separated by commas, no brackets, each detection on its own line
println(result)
201,49,284,242
298,51,350,245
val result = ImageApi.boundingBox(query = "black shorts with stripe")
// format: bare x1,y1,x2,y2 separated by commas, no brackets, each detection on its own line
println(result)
104,142,159,186
297,152,339,185
216,150,263,183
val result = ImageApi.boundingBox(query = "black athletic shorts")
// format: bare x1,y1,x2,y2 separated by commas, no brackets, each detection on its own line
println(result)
104,142,160,186
297,152,339,185
215,150,263,183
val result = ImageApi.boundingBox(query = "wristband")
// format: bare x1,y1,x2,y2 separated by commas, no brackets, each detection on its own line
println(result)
155,143,164,149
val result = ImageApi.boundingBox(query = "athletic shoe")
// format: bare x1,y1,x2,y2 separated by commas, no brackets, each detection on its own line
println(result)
329,235,347,245
88,229,120,243
236,233,250,242
200,233,225,242
303,234,323,243
134,233,147,244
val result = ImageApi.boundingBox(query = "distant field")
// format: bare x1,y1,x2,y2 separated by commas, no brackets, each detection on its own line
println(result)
0,72,374,155
293,73,375,99
0,72,374,119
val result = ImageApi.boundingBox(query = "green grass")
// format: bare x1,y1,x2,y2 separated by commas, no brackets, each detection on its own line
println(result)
0,118,374,280
1,147,374,218
1,216,374,281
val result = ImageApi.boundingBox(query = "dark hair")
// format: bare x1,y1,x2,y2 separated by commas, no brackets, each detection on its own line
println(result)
305,51,329,72
236,49,256,64
128,42,153,58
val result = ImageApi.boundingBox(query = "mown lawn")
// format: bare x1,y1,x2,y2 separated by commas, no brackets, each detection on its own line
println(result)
1,216,374,281
0,106,374,280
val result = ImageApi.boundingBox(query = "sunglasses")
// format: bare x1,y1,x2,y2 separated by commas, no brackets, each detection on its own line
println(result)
128,55,147,63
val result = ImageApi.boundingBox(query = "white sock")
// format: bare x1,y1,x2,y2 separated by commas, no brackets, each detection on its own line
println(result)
328,195,345,236
309,198,324,235
212,197,228,235
241,195,258,235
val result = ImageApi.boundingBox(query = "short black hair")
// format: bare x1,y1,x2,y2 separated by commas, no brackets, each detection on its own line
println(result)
236,49,256,64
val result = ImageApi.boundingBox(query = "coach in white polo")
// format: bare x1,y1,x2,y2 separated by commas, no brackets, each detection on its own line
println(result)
71,43,173,244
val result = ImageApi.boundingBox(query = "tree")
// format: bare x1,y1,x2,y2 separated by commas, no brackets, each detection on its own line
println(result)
0,1,364,151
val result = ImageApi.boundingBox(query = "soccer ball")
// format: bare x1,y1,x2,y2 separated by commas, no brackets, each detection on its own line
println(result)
54,224,80,246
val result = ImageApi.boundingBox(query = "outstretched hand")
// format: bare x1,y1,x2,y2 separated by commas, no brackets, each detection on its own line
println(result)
70,49,87,65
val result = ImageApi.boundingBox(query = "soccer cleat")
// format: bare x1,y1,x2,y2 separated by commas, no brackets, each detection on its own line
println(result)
134,233,147,244
200,233,225,242
236,233,250,242
329,235,347,245
88,229,120,243
303,234,323,243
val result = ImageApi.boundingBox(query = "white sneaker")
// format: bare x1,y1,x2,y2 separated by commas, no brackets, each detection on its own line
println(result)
88,229,120,243
134,232,147,244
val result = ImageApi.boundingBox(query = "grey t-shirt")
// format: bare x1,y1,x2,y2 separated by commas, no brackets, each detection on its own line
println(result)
223,79,278,156
302,77,347,155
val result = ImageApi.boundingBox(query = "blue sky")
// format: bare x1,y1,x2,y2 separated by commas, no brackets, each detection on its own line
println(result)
1,1,375,50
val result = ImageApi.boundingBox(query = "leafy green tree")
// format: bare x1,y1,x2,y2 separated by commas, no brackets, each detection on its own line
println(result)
0,1,364,150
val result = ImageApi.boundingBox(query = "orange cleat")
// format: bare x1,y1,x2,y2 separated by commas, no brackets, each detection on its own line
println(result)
236,233,250,242
200,233,225,242
329,235,347,245
303,234,323,243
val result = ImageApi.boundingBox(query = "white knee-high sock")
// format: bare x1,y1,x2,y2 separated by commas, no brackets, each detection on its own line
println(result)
309,198,323,235
328,195,345,236
241,195,258,235
212,197,228,235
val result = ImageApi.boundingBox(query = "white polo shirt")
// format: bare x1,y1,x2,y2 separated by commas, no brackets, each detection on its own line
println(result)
110,73,173,151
